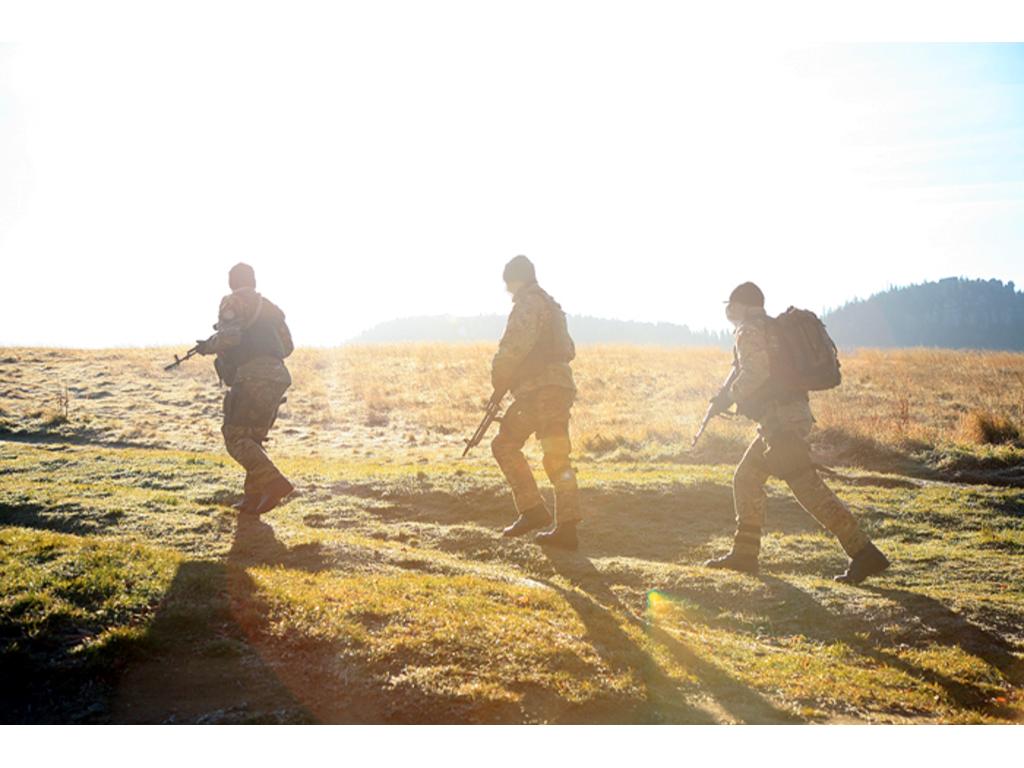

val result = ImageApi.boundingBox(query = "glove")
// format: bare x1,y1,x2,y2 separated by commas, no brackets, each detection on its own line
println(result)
195,338,214,356
709,390,733,415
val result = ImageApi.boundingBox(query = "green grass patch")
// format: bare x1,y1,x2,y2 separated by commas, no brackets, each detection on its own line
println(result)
0,526,179,722
1,440,1022,723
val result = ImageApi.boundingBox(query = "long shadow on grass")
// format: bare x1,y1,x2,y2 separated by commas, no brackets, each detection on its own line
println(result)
0,579,132,722
748,576,1021,720
542,549,803,724
864,586,1024,687
332,479,824,565
641,572,1017,720
111,516,325,723
0,500,124,537
119,517,559,723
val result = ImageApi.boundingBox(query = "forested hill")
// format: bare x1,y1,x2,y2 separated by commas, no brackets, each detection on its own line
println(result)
823,278,1024,350
349,278,1024,350
349,315,731,347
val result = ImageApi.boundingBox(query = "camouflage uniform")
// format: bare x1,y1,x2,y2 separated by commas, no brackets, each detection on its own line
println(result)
725,307,870,560
491,283,580,524
205,288,293,497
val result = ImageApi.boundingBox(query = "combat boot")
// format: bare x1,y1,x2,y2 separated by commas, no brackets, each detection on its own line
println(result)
704,551,760,575
834,542,890,584
502,505,552,538
251,477,295,516
535,520,578,551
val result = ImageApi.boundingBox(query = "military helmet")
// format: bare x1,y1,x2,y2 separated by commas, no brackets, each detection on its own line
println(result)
727,281,764,308
229,262,256,290
503,255,536,284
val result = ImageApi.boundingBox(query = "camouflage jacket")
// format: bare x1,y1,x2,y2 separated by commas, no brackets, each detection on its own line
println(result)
492,282,575,398
728,308,811,433
206,288,292,385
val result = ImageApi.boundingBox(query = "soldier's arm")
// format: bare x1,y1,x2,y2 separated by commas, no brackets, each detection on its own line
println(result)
491,295,543,389
728,323,772,405
200,295,245,355
277,319,294,357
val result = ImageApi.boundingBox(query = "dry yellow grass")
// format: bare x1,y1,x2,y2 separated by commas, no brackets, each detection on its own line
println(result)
3,345,1022,469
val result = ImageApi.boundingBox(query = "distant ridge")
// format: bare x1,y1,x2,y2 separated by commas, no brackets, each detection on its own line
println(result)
823,277,1024,350
348,278,1024,351
349,314,731,347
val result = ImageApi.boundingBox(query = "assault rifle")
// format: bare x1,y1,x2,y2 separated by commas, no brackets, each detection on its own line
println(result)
462,388,507,457
691,355,740,448
164,336,213,371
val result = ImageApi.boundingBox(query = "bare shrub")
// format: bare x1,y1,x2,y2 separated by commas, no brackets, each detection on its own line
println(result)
957,410,1020,446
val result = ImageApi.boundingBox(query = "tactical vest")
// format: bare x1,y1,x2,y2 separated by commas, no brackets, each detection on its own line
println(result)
217,298,293,385
516,286,575,382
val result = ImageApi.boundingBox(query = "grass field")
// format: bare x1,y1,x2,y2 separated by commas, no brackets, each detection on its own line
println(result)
1,345,1022,723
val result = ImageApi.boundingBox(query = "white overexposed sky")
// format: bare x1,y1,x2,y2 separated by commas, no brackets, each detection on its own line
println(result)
1,5,1024,346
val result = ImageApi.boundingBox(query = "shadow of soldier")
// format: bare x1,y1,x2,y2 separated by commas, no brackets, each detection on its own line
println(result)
111,516,325,723
541,549,804,724
229,514,325,571
864,585,1024,709
755,576,1022,720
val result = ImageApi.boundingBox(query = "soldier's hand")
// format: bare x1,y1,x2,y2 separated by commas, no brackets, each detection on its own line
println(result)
709,390,733,415
195,338,214,356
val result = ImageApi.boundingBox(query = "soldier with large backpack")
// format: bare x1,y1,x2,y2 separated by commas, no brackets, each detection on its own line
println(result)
703,282,890,584
196,263,296,517
490,256,582,550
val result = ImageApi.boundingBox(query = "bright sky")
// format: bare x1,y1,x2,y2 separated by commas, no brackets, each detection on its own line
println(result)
2,10,1024,346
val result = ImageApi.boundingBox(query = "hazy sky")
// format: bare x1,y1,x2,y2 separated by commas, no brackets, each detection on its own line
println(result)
2,28,1023,345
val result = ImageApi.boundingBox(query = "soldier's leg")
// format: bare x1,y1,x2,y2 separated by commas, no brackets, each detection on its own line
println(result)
730,435,771,560
784,468,870,557
706,436,767,571
222,380,290,495
492,396,552,537
541,434,578,522
221,390,256,509
259,380,289,489
785,463,888,583
537,389,579,525
761,426,871,558
243,472,260,498
222,425,283,490
491,397,549,535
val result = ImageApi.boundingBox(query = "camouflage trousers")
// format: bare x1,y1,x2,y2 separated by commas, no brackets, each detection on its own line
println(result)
491,386,581,523
732,423,870,560
222,376,290,497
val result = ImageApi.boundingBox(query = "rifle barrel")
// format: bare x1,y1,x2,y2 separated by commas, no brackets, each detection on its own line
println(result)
164,345,200,371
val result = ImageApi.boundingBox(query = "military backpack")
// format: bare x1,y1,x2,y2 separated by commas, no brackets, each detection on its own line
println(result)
769,308,841,392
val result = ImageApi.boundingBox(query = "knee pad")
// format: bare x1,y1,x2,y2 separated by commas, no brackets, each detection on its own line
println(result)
540,434,571,460
491,434,521,462
545,461,576,486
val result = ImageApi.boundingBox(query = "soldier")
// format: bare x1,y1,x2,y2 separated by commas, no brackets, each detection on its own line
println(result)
704,282,890,584
196,263,295,516
491,255,582,550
